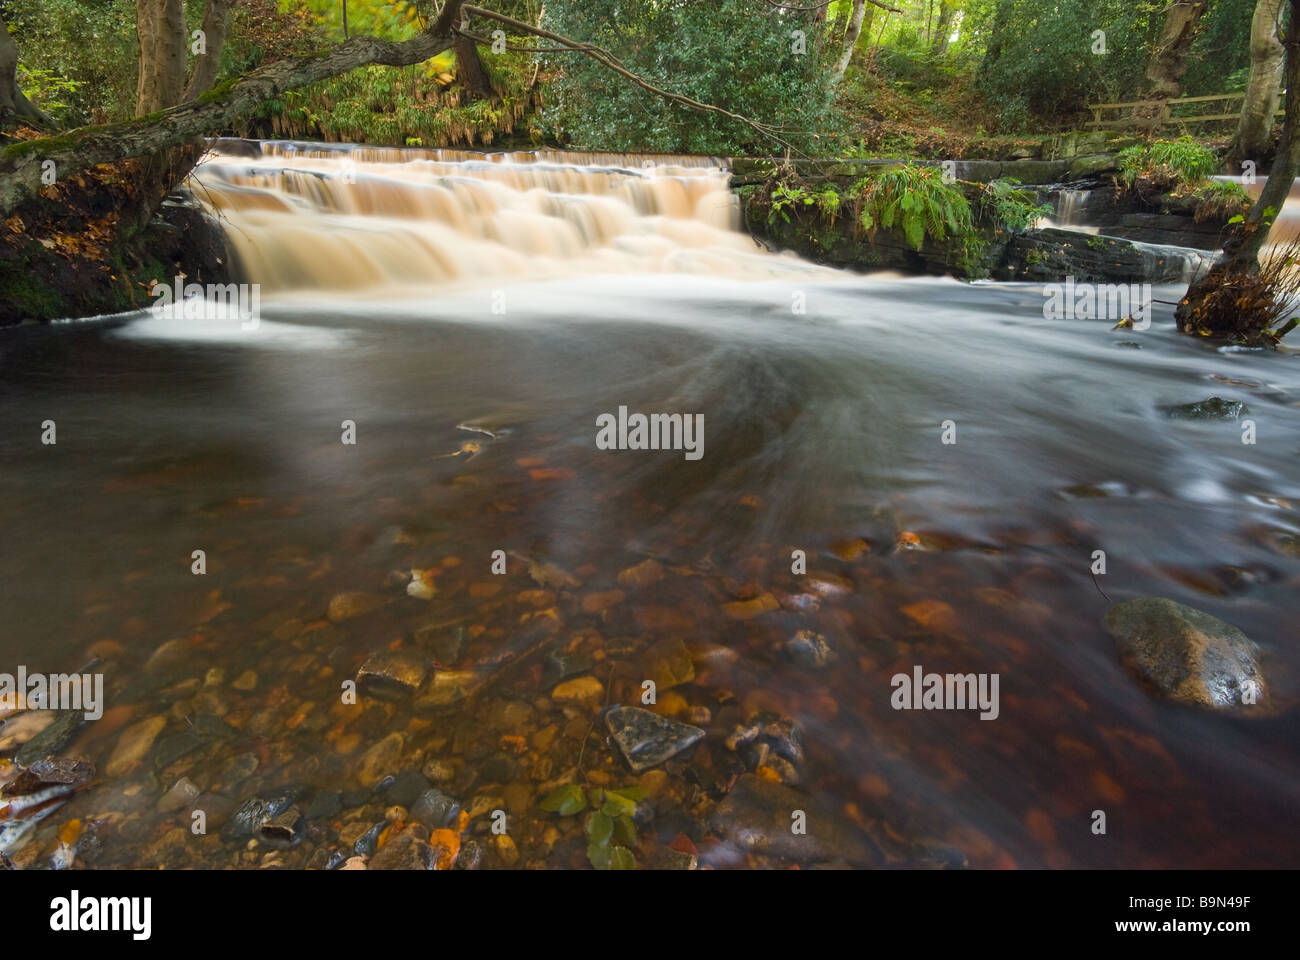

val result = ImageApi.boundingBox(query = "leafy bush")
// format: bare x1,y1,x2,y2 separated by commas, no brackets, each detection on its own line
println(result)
978,177,1052,232
1193,179,1251,223
1118,137,1220,192
540,0,839,155
853,163,974,251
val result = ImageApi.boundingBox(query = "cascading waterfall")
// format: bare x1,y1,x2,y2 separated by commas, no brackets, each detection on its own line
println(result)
188,139,830,294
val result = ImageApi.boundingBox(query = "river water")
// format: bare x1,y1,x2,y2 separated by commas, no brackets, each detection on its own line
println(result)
1,142,1298,869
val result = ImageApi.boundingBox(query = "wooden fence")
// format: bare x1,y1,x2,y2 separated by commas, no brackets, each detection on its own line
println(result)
1085,91,1286,131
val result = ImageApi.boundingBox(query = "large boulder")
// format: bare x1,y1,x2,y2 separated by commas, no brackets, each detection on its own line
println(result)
1103,598,1265,710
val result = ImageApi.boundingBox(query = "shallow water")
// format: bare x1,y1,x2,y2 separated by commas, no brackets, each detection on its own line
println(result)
1,145,1298,869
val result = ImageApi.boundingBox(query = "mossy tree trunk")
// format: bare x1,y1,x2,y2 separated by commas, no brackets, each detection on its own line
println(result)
0,12,51,129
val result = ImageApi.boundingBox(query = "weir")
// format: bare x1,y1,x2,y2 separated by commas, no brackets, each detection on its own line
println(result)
188,140,829,293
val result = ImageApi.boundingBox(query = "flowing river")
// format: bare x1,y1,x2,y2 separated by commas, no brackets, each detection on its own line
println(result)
1,142,1298,869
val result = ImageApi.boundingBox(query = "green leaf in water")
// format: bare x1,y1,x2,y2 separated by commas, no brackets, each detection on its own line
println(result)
539,784,587,816
609,846,637,870
587,811,614,846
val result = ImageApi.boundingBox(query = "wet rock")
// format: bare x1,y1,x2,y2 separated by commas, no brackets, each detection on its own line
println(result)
415,624,467,665
219,751,261,785
354,821,386,857
410,788,462,829
328,591,386,622
422,757,456,782
143,638,190,674
381,770,431,808
306,791,343,820
783,630,835,669
357,650,427,695
541,650,593,689
368,830,436,870
221,793,295,841
618,558,665,588
479,753,516,783
455,838,484,870
710,774,875,865
151,729,207,773
415,670,481,710
645,636,695,690
551,676,604,709
1104,597,1265,709
14,711,84,768
1160,397,1249,421
231,670,258,692
106,715,167,777
725,713,804,767
605,706,705,772
158,777,201,813
356,732,406,788
495,834,520,866
260,806,303,843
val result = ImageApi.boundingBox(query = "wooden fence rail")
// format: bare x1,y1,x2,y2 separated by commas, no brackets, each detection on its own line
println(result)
1086,91,1286,131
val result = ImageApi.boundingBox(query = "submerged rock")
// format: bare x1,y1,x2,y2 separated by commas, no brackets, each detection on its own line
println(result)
1160,397,1249,421
709,774,875,865
605,706,705,772
1104,597,1265,710
357,650,427,695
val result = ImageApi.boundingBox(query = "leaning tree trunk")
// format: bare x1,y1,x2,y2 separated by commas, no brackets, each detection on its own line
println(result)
0,13,52,128
1176,0,1300,330
184,0,237,102
1138,0,1208,132
833,1,868,80
136,0,188,116
1230,0,1287,168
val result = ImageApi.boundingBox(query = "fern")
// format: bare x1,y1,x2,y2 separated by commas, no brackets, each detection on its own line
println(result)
852,164,974,251
1118,137,1219,192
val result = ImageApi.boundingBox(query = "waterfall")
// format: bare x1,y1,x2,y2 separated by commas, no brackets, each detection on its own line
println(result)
187,140,827,294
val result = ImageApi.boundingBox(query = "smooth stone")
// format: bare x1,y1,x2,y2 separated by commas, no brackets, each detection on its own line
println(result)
368,831,436,870
106,716,167,777
357,650,427,693
783,629,835,668
356,732,406,787
1104,597,1265,709
551,676,604,708
605,705,705,772
158,776,201,813
710,774,875,865
382,770,432,808
328,591,385,622
410,787,462,828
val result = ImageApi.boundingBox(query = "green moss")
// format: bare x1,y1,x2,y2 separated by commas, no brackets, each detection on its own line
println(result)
0,263,67,320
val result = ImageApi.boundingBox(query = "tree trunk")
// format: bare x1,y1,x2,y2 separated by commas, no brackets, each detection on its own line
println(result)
833,1,867,80
1230,0,1287,167
1,13,52,128
184,0,238,102
932,2,955,56
454,22,492,97
1144,0,1208,100
136,0,188,115
1176,0,1300,329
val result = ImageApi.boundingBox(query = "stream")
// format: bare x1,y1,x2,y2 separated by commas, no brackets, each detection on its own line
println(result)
1,142,1298,869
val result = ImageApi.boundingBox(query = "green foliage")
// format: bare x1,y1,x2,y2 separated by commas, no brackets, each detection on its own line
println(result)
1118,137,1219,191
853,163,974,251
540,0,839,155
539,783,643,870
970,0,1162,130
978,177,1051,232
1193,179,1251,222
3,0,138,124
